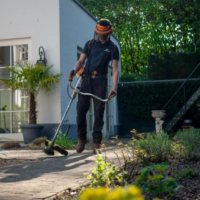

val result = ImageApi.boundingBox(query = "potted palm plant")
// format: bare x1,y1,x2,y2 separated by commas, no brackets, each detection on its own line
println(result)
0,61,61,144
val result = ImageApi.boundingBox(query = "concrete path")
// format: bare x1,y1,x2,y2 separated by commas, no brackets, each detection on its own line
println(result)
0,149,120,200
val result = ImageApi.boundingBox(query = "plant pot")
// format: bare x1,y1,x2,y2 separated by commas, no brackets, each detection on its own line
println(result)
20,124,44,144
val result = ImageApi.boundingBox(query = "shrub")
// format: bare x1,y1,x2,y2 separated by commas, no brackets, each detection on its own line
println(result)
136,162,178,198
29,137,46,149
55,130,76,149
86,155,126,187
1,141,21,149
79,185,144,200
174,127,200,160
174,168,198,180
133,131,174,163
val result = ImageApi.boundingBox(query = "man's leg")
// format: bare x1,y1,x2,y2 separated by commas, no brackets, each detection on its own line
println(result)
76,78,91,153
91,78,107,153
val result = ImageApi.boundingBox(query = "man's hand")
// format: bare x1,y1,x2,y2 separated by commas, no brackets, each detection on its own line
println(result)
68,70,75,82
108,89,117,100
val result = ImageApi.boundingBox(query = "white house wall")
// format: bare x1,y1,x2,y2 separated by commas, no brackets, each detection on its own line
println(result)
0,0,61,124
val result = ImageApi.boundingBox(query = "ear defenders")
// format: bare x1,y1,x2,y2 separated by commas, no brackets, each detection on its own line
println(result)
94,19,113,35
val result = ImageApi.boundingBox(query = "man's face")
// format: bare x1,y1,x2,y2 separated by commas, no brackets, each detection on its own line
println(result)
99,34,109,41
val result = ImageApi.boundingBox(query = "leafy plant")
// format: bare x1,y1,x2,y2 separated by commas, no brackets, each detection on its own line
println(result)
174,127,200,160
0,61,61,124
79,185,144,200
1,141,21,149
55,130,76,149
136,162,178,198
28,137,46,149
80,0,200,74
174,168,198,180
87,155,126,187
133,131,174,162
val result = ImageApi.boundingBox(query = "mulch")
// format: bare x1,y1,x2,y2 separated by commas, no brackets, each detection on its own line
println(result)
167,159,200,200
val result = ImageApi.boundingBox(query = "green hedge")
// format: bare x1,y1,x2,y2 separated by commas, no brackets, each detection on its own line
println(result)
148,53,200,80
118,79,200,135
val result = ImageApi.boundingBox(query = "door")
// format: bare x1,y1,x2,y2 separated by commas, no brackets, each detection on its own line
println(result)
0,39,31,141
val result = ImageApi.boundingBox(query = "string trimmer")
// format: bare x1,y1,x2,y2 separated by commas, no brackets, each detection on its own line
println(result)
43,67,115,156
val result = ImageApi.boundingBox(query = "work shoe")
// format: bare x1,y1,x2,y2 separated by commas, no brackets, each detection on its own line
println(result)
93,143,101,155
76,140,87,153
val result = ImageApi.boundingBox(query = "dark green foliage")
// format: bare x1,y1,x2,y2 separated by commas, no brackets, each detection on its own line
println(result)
120,68,150,82
174,127,200,160
174,168,198,180
148,53,200,80
120,74,136,82
1,141,21,149
136,162,178,198
118,79,200,135
79,0,200,73
118,79,200,122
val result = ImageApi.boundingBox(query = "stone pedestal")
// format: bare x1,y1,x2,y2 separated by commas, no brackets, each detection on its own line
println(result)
152,110,166,134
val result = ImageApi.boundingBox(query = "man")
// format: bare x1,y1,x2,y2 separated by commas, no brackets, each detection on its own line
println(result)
68,19,120,154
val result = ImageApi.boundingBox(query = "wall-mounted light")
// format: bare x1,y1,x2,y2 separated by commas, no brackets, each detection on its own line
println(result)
36,46,47,65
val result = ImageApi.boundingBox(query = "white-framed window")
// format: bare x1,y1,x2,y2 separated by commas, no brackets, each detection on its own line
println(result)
0,42,30,134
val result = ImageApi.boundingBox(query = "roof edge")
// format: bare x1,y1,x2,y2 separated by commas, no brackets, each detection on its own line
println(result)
72,0,120,43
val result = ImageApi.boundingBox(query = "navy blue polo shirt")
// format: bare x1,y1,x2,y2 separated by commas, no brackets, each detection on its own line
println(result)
82,39,119,75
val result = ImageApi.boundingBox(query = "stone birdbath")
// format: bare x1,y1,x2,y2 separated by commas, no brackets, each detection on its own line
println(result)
152,110,166,134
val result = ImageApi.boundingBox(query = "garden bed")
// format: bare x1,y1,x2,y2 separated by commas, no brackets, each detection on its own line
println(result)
47,158,200,200
47,128,200,200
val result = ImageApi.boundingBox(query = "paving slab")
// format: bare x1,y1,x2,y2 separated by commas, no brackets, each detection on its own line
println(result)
0,149,121,200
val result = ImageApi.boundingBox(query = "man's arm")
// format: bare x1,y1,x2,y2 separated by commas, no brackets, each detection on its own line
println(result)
68,53,87,81
74,53,87,73
109,60,119,99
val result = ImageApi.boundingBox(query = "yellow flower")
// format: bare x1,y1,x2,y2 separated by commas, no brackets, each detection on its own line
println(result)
130,129,137,134
80,187,109,200
117,141,123,146
111,140,115,144
136,196,145,200
131,138,137,141
126,185,141,196
80,188,95,200
106,187,124,200
112,135,119,140
87,175,92,180
95,187,110,198
101,143,105,147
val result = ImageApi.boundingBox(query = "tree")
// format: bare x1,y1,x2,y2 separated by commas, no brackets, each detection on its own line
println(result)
79,0,200,74
0,62,61,124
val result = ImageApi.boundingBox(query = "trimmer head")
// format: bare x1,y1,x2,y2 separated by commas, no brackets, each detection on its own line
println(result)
43,146,55,155
43,140,68,156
